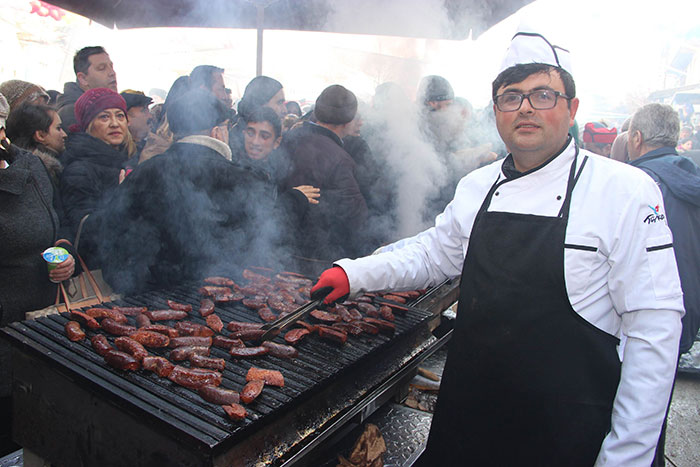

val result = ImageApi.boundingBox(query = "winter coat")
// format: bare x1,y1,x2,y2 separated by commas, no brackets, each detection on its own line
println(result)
56,81,83,133
59,132,128,264
282,122,368,260
630,147,700,353
0,147,61,396
92,139,288,295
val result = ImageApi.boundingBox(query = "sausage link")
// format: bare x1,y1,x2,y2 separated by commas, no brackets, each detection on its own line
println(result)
226,321,263,332
229,329,266,342
142,356,175,377
205,314,224,333
69,310,101,330
115,336,148,362
189,353,226,371
104,350,140,371
229,346,269,358
139,324,179,338
135,313,152,328
168,365,221,389
129,330,170,348
317,325,348,344
246,367,284,387
145,310,188,321
212,335,244,349
240,379,265,403
170,345,210,361
284,328,311,345
84,308,128,323
198,385,239,405
261,341,298,359
222,403,247,420
174,321,215,337
65,321,85,341
90,333,113,356
169,336,212,348
166,300,192,312
101,318,137,336
198,298,215,317
111,306,147,316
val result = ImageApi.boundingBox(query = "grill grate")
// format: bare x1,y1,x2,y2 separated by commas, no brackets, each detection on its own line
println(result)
3,280,439,455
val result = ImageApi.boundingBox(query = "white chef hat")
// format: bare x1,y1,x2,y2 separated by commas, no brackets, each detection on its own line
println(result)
499,30,573,76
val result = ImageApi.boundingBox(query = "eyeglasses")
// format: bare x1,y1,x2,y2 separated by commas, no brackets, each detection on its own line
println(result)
494,89,571,112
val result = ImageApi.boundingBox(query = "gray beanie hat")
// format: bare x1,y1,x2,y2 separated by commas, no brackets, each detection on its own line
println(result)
314,85,357,125
0,93,9,129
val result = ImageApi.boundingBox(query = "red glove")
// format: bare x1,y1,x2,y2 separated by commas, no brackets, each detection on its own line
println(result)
311,267,350,304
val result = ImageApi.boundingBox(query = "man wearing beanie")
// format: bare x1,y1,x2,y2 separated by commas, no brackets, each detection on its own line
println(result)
91,89,280,294
281,84,368,260
58,46,118,132
310,31,682,466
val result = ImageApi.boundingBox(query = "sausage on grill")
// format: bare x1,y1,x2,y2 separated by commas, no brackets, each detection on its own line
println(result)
145,310,188,321
104,350,140,371
101,318,137,336
115,336,148,362
90,334,113,356
223,403,247,420
168,366,222,389
198,385,239,405
129,330,170,348
142,356,175,378
240,379,265,403
65,321,85,341
189,354,226,371
246,367,284,387
229,346,269,358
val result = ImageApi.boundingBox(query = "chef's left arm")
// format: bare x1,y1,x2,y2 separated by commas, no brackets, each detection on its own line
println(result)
595,181,684,466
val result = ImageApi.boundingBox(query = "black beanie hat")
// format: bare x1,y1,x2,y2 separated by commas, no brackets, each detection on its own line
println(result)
418,75,454,104
314,85,357,125
237,76,283,121
168,89,229,136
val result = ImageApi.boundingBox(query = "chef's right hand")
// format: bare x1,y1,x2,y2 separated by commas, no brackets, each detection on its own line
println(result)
311,267,350,304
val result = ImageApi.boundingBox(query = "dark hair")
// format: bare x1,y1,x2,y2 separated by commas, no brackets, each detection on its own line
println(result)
285,101,302,117
73,46,107,75
5,102,56,150
168,89,230,137
492,63,576,107
189,65,224,91
246,106,282,138
237,76,283,121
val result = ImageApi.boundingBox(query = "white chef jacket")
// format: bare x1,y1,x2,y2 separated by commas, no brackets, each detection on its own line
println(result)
336,139,684,466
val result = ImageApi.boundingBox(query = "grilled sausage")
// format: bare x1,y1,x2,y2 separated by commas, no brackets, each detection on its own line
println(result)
212,335,244,350
332,322,364,336
213,292,244,303
199,286,231,297
174,321,215,337
129,330,170,348
284,328,311,345
198,385,239,405
226,321,263,332
317,325,348,344
111,306,148,316
242,269,271,283
203,276,236,287
168,336,212,348
242,298,267,310
115,336,148,362
145,310,188,321
257,307,277,322
332,304,354,323
382,294,407,304
362,317,395,334
205,314,224,333
229,346,269,358
379,306,395,322
135,313,152,328
350,320,379,335
104,350,140,371
310,309,341,323
101,318,137,336
295,321,318,333
198,298,215,317
168,366,222,389
240,379,265,403
65,321,85,341
261,341,298,359
189,354,226,371
223,403,247,420
166,300,192,312
246,367,284,387
229,329,266,342
142,356,175,377
139,324,179,338
355,302,378,315
84,308,128,323
69,310,101,330
170,345,210,361
90,333,113,356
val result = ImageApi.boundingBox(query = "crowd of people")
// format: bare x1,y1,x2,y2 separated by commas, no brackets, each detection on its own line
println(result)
1,36,699,462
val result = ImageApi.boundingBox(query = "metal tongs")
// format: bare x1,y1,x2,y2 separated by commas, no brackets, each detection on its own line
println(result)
259,286,332,341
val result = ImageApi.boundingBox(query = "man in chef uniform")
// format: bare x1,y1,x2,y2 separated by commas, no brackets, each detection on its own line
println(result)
311,31,684,466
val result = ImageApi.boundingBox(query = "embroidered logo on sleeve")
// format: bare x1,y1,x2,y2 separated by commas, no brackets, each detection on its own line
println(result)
644,204,665,224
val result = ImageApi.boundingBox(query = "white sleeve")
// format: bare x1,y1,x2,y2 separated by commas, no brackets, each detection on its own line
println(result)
595,180,684,466
336,185,472,294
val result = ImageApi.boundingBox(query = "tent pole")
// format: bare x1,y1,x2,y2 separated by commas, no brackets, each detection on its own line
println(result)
256,5,264,76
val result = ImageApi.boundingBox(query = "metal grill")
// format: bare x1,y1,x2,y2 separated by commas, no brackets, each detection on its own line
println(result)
2,279,458,466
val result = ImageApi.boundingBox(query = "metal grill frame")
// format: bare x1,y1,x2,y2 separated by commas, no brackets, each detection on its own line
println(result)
2,278,459,466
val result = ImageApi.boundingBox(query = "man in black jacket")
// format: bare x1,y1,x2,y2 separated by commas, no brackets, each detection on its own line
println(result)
57,46,118,132
282,85,368,261
94,89,281,294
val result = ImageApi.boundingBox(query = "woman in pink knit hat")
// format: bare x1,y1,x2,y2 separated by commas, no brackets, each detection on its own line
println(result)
59,88,129,264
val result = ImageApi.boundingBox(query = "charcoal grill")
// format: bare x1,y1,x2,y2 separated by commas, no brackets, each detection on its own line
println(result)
1,277,459,466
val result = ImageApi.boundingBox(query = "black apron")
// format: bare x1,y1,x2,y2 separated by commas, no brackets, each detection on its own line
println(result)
418,150,621,466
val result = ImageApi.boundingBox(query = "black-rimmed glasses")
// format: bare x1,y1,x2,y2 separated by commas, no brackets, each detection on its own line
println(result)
494,89,571,112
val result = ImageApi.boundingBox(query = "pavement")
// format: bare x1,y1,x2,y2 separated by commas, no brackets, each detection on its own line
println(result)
666,373,700,466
